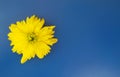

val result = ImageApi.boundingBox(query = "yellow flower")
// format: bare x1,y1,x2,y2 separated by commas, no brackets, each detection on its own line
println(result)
8,15,58,64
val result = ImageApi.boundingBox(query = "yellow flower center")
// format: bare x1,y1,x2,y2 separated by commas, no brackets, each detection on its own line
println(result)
27,32,37,42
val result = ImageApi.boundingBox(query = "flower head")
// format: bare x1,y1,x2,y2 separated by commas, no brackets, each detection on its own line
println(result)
8,15,58,64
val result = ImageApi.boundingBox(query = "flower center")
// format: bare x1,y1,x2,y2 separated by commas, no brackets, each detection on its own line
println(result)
27,32,37,42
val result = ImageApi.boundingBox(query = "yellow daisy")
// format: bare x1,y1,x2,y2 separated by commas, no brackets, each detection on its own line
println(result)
8,15,58,64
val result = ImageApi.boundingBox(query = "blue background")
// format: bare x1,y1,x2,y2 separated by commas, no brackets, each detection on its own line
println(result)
0,0,120,77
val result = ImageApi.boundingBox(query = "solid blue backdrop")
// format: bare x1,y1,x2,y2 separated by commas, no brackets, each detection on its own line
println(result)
0,0,120,77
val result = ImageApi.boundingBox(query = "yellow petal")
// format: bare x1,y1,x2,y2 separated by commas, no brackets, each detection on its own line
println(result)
34,18,45,33
44,38,58,46
35,42,51,59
